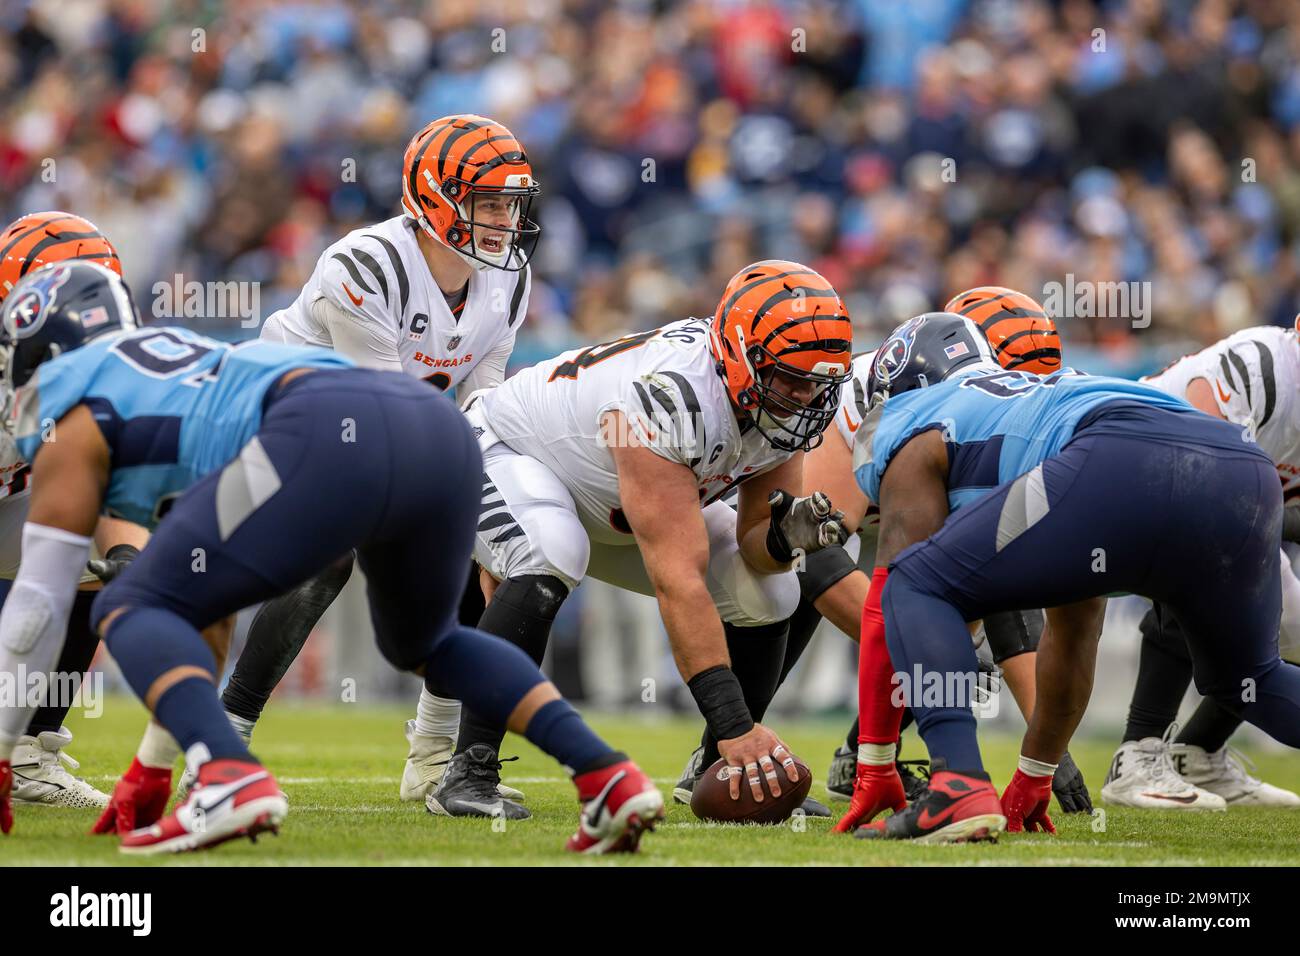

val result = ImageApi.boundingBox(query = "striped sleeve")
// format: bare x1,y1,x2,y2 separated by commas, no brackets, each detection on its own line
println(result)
599,369,709,469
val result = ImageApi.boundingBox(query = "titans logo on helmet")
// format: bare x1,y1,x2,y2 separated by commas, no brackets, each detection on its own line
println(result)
3,264,72,340
874,313,927,385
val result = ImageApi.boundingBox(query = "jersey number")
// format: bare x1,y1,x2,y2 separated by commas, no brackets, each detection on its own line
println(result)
111,330,216,379
548,330,659,382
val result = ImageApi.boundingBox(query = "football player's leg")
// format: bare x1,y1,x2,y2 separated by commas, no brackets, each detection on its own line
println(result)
429,445,589,817
360,419,660,848
221,551,355,741
11,586,109,808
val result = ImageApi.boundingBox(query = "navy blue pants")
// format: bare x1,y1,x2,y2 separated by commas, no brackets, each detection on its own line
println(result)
884,401,1300,759
95,370,493,680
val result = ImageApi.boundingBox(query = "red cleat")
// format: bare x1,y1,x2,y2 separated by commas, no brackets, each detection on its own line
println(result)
119,758,286,855
566,760,664,855
0,761,13,835
855,761,1005,844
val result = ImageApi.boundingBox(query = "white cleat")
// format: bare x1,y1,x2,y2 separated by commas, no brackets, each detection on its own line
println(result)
1101,734,1226,811
400,720,524,803
10,727,109,809
1169,743,1300,808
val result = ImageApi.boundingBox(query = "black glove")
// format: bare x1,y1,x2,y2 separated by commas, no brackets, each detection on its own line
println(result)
87,544,140,584
766,489,846,563
1051,750,1092,814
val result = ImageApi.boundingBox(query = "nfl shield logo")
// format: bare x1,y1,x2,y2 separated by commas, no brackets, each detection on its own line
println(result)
446,335,462,352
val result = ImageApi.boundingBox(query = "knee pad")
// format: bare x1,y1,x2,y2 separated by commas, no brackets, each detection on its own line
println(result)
796,544,858,602
493,574,570,621
725,568,800,627
984,609,1044,664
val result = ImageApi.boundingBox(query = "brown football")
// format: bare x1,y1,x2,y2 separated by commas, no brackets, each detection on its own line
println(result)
690,756,812,824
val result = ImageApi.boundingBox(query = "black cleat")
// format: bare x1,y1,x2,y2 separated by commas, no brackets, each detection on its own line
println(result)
826,744,855,803
672,746,704,805
799,795,832,817
897,758,931,803
426,744,531,820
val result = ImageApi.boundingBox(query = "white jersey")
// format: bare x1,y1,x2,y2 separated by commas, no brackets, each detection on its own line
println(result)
1145,326,1300,501
264,215,530,393
480,318,793,544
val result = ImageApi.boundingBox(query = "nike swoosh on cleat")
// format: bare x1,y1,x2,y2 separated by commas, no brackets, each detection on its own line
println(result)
1138,792,1201,804
192,771,270,816
583,770,627,830
915,792,988,830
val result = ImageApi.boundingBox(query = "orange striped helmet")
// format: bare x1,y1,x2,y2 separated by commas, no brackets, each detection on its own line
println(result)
944,286,1061,374
709,260,853,451
401,114,539,272
0,212,121,303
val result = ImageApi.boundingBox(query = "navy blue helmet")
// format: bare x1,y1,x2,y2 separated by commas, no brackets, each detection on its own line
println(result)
0,261,139,389
866,311,998,408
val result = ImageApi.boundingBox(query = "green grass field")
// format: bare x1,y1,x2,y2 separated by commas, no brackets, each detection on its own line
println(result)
7,698,1300,866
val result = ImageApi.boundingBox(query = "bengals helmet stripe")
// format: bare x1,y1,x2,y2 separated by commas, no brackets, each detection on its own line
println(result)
944,286,1061,374
710,260,852,452
0,212,121,302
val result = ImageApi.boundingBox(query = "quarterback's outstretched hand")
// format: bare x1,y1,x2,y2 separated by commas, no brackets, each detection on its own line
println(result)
832,761,907,833
91,758,172,835
766,489,846,563
1052,752,1092,814
1001,768,1056,834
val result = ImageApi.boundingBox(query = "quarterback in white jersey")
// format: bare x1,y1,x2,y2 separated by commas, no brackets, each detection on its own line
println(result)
422,260,854,818
209,115,540,815
1103,322,1300,810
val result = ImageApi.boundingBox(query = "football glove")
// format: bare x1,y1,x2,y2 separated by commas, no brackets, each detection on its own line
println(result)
766,489,846,563
1001,768,1056,834
91,757,172,835
87,543,140,585
1052,751,1092,814
832,762,907,833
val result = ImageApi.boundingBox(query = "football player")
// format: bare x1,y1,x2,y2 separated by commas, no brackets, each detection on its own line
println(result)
775,288,1088,815
208,113,538,812
842,312,1300,843
0,211,142,812
424,259,852,817
1102,322,1300,809
0,262,662,853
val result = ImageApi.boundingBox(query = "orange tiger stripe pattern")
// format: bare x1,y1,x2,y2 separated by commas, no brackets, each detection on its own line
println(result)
944,286,1061,374
0,211,121,303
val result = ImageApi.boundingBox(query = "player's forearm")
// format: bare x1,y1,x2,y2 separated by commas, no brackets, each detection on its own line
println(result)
1020,602,1102,763
738,519,790,574
655,577,730,681
813,568,870,641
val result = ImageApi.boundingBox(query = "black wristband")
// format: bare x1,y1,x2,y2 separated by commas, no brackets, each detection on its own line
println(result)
687,665,754,741
104,544,141,563
766,521,795,564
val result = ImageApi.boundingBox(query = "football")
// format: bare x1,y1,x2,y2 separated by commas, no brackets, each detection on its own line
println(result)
690,756,812,825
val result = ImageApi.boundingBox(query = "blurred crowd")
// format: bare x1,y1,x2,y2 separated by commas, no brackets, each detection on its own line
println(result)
5,0,1300,377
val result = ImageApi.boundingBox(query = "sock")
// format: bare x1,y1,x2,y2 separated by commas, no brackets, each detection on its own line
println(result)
844,716,859,751
221,553,353,722
415,686,461,739
103,606,250,762
154,678,251,762
698,620,789,768
1177,697,1244,753
1123,604,1193,742
136,720,182,770
778,595,822,685
25,590,100,735
922,712,984,772
424,624,547,736
524,699,617,775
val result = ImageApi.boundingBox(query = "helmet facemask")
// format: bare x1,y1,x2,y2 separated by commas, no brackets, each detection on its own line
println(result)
423,171,539,272
736,328,849,452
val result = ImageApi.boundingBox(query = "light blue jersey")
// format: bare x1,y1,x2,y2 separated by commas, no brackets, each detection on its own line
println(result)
854,366,1196,511
12,327,353,527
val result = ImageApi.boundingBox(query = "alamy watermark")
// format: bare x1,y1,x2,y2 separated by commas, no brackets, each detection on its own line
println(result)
151,275,262,329
0,667,103,718
1041,275,1151,329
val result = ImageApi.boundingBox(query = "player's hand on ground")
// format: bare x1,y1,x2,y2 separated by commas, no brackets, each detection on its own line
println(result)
0,761,13,834
91,758,172,835
767,489,846,561
832,761,907,833
1001,768,1056,834
1051,751,1092,814
716,724,801,801
87,543,141,584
